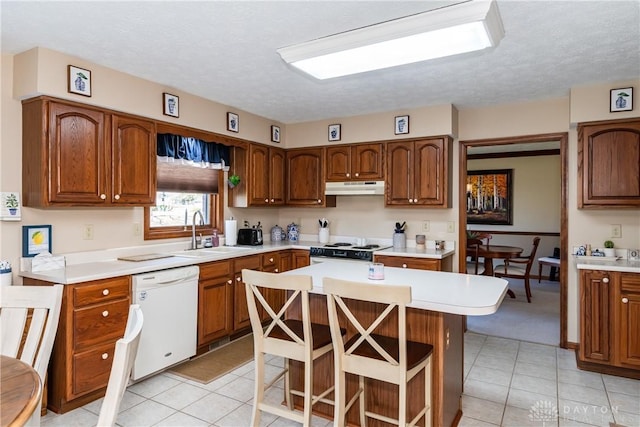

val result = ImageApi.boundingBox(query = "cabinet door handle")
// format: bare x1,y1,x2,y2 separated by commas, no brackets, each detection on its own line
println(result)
236,277,241,282
269,257,274,262
354,172,359,177
622,297,629,304
275,269,279,273
227,279,233,284
114,194,120,200
402,263,408,268
265,198,269,203
317,199,322,204
102,289,110,296
413,198,418,203
602,277,609,284
102,353,109,360
408,199,413,203
270,198,274,203
100,194,107,200
346,173,350,178
102,310,109,317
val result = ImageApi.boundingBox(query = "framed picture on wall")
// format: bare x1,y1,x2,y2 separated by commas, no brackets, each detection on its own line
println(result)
610,87,633,112
68,65,92,97
271,125,280,143
394,115,409,134
22,224,52,257
227,112,239,132
163,93,179,117
466,169,513,225
328,124,341,141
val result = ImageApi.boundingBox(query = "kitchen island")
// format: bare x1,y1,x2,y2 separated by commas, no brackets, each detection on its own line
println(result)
282,262,508,427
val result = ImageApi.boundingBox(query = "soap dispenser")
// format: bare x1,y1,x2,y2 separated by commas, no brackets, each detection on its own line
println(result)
212,229,220,247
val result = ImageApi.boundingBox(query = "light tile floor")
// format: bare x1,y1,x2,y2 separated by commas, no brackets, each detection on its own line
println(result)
42,333,640,427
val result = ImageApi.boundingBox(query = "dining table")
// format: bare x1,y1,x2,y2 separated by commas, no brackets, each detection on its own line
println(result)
477,244,523,276
0,355,42,427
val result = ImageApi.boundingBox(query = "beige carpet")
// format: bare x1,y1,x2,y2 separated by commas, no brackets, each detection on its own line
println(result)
169,334,254,383
466,277,560,346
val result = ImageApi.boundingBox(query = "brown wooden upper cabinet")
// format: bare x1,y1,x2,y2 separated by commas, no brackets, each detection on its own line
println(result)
248,144,285,206
286,147,336,207
22,97,156,207
385,136,452,208
326,142,384,181
578,118,640,208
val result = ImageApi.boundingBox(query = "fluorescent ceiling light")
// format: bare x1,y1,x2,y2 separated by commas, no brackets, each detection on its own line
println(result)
277,0,504,80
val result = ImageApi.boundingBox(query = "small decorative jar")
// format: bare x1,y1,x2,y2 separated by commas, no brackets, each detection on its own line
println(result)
287,223,299,242
271,224,284,242
393,232,406,250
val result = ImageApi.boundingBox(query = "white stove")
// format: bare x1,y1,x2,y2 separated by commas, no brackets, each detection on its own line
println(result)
309,242,391,263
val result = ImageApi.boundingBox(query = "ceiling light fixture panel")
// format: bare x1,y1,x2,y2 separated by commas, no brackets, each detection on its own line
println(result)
277,0,505,80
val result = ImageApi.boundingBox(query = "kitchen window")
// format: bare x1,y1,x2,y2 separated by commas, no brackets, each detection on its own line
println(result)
144,134,228,240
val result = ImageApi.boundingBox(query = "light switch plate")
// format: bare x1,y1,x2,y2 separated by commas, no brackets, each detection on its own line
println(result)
630,249,640,261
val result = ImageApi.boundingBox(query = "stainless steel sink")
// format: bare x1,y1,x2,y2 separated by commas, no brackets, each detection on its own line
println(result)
170,246,252,258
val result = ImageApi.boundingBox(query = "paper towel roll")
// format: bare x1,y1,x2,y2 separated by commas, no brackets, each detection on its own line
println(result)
225,219,237,246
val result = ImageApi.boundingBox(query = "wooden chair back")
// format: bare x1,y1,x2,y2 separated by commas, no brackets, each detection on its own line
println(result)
324,278,412,383
97,304,144,427
242,269,313,361
466,238,484,275
0,284,63,382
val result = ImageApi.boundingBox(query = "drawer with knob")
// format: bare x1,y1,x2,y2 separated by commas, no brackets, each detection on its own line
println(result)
73,299,129,351
71,342,117,397
262,253,281,271
73,276,130,307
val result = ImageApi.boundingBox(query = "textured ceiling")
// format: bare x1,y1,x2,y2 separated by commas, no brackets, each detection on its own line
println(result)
2,1,639,124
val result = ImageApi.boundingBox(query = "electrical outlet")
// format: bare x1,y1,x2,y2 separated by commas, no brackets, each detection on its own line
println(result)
83,224,94,240
447,221,455,233
612,224,622,238
422,221,430,232
133,223,141,236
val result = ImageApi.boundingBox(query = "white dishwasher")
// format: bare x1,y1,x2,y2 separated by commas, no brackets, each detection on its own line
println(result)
131,265,199,380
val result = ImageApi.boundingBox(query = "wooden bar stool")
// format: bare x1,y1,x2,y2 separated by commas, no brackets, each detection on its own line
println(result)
324,278,433,427
242,269,340,427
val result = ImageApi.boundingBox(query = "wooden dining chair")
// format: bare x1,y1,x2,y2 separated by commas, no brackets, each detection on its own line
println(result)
465,238,485,275
494,237,541,303
324,278,433,427
97,304,144,427
242,269,340,427
0,284,63,426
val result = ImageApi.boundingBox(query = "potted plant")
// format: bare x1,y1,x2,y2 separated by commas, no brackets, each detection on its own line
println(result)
228,174,241,188
603,240,615,257
5,193,18,215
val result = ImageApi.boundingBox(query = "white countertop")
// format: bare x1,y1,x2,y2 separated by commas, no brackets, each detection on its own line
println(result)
374,246,455,259
19,239,458,285
574,256,640,273
283,261,508,316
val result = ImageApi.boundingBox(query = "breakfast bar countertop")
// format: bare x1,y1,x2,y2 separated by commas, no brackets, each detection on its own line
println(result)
284,261,508,316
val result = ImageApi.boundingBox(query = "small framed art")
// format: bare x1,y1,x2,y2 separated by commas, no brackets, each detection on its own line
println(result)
394,115,409,135
271,125,281,143
163,93,179,117
22,224,52,257
227,112,239,132
328,124,341,141
610,87,633,112
68,65,92,97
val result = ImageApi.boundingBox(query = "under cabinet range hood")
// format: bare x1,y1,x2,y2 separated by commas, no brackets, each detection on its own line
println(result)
325,181,385,195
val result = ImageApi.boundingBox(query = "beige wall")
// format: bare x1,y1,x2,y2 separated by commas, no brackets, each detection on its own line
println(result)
1,48,639,343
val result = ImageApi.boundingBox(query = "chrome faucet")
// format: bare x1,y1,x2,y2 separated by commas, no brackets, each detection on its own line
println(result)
191,210,205,250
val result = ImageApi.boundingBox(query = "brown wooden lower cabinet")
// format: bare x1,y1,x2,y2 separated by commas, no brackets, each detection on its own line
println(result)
197,260,234,352
288,293,463,426
23,276,131,414
374,254,453,272
578,270,640,379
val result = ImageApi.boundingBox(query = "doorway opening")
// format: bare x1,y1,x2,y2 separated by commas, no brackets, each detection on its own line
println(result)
458,133,568,348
